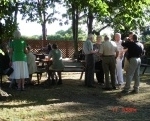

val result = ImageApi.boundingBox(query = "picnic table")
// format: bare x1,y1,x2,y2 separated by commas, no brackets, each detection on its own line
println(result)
34,58,85,84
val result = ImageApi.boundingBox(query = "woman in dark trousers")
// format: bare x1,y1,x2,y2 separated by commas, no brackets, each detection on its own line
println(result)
93,35,104,85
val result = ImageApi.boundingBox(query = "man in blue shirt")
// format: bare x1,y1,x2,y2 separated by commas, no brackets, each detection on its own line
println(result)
83,34,98,88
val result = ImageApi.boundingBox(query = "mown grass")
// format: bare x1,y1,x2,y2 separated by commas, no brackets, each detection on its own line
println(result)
0,72,150,121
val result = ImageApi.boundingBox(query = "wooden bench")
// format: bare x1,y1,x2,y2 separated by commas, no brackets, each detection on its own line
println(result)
49,65,100,80
34,60,85,84
35,59,100,83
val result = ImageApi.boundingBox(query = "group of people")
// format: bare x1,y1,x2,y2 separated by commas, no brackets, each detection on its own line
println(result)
83,32,144,94
0,30,144,94
0,30,64,90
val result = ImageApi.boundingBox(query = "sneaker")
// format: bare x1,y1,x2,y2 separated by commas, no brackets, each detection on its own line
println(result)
130,90,139,94
121,90,129,94
112,86,117,90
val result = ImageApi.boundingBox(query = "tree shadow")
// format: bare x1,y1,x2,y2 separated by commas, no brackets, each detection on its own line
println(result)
0,78,150,120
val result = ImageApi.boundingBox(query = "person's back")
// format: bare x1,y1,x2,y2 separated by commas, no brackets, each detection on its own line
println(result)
50,49,64,70
101,40,117,56
27,50,37,74
48,43,64,85
100,35,119,90
9,30,29,91
10,39,27,62
121,34,144,94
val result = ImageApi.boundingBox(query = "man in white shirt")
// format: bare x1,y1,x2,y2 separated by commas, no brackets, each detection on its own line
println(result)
100,35,119,90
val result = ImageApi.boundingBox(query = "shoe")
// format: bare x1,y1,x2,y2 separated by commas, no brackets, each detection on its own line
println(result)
112,86,117,90
130,90,139,94
121,90,129,94
117,84,122,89
102,87,112,91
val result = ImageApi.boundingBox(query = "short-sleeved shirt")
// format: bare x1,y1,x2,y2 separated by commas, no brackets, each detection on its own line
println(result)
10,39,27,62
83,39,93,55
100,40,118,56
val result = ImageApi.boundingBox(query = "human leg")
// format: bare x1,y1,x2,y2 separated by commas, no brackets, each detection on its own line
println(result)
57,72,62,85
133,58,141,92
84,56,88,86
123,58,138,91
16,79,21,90
102,57,110,88
99,60,104,84
85,54,95,87
109,56,116,88
116,58,124,85
21,78,25,90
95,61,101,83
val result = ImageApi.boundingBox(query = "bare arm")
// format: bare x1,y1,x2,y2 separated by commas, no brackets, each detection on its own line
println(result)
116,50,119,59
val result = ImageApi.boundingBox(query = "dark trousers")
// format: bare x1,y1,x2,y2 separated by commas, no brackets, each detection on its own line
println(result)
95,61,104,84
85,54,95,86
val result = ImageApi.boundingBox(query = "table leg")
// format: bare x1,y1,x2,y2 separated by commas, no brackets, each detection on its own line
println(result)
79,72,84,80
142,66,147,74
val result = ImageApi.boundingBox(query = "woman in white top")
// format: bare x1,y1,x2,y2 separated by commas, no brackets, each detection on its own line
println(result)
26,45,37,82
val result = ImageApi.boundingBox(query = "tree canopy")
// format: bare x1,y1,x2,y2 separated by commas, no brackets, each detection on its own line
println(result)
1,0,150,55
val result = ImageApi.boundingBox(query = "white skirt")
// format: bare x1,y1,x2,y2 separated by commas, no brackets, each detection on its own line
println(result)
10,61,29,79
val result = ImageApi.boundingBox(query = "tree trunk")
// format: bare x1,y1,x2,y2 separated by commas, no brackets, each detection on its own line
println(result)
72,3,79,59
74,6,79,59
42,10,47,47
42,23,46,41
14,2,19,24
87,10,94,34
41,22,46,47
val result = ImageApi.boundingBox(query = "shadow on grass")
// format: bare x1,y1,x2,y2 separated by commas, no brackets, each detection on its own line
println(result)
0,76,150,120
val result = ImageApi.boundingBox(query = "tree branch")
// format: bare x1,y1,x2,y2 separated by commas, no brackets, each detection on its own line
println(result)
98,23,110,33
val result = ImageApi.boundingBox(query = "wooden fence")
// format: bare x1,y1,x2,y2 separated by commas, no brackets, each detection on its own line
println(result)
26,40,84,58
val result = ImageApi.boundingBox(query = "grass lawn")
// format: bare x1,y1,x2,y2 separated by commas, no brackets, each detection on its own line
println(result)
0,71,150,121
